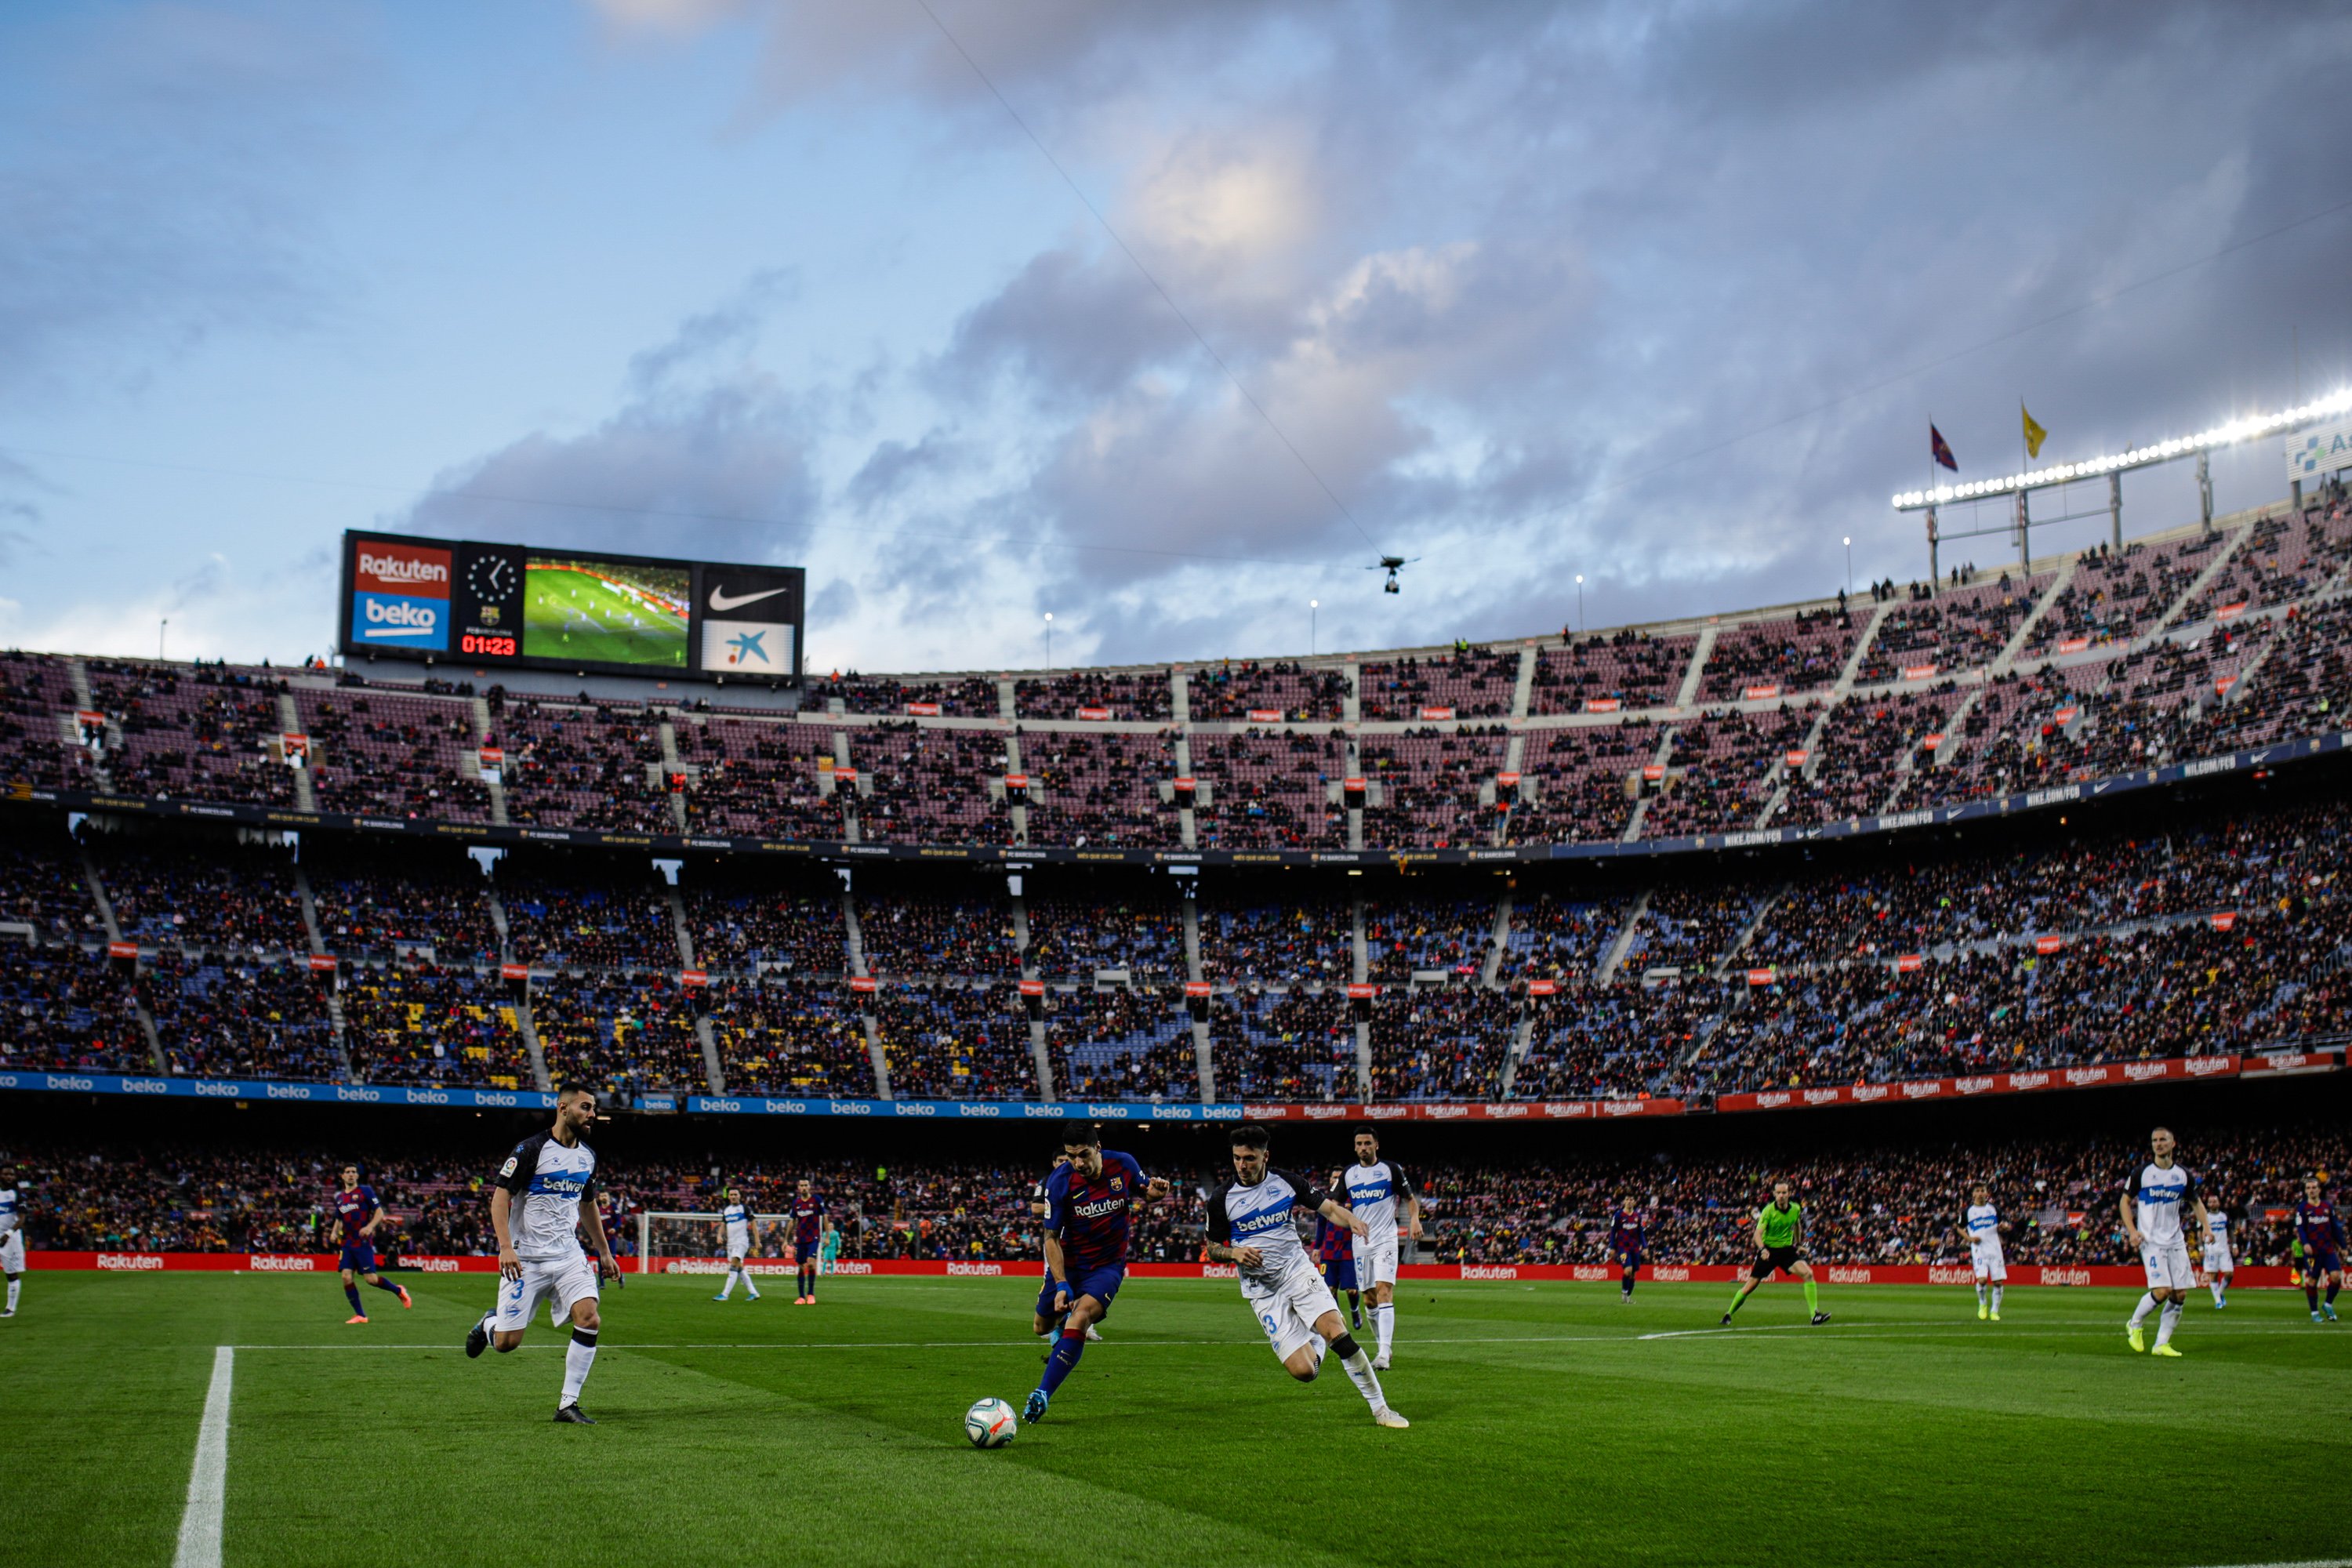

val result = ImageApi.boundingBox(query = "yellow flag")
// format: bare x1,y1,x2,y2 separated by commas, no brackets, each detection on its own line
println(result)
2022,402,2048,459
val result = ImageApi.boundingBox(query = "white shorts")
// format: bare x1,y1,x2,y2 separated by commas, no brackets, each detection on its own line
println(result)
1969,1244,2006,1283
724,1225,751,1261
0,1229,22,1273
1242,1258,1342,1363
2202,1247,2233,1276
493,1252,600,1334
1357,1232,1399,1289
2141,1238,2195,1292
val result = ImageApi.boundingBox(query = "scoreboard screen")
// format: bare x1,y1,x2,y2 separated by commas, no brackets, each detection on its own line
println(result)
339,530,804,683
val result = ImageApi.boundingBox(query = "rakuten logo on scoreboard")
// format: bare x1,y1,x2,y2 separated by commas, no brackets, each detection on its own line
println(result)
350,539,451,652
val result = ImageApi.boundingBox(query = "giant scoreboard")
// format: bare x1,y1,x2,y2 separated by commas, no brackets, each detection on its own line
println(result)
338,530,804,682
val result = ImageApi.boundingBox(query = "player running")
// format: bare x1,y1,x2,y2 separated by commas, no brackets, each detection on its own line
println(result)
332,1166,412,1322
2294,1175,2343,1323
1206,1124,1407,1428
0,1162,24,1319
1023,1122,1170,1424
2122,1126,2210,1357
463,1084,624,1423
1027,1155,1098,1345
712,1186,762,1302
1722,1179,1829,1326
789,1179,826,1305
1610,1196,1646,1304
1963,1183,2006,1321
2201,1193,2234,1308
1345,1127,1422,1370
1316,1168,1363,1330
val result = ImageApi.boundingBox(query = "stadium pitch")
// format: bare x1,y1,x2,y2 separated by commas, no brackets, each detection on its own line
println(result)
522,564,688,667
5,1273,2339,1566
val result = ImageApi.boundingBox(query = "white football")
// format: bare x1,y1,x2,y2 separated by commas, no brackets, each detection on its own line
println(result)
964,1396,1018,1448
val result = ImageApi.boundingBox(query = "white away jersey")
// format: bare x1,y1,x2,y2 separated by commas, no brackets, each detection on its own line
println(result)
2128,1161,2198,1247
0,1185,20,1236
2205,1213,2232,1258
1207,1168,1335,1287
495,1131,599,1261
1964,1204,2000,1246
1344,1159,1415,1240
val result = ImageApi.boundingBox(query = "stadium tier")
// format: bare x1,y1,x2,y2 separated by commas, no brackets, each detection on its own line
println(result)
3,491,2350,1112
5,1119,2340,1271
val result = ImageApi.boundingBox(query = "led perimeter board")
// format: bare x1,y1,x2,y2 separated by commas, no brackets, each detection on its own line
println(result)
339,530,804,683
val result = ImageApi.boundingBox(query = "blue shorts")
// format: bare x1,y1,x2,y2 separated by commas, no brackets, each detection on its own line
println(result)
1323,1255,1358,1291
2312,1249,2343,1276
1615,1251,1643,1272
338,1243,377,1274
1037,1262,1126,1320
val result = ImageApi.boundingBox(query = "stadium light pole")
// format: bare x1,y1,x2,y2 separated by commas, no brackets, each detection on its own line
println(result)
1044,612,1053,674
159,617,168,661
1843,537,1852,596
1310,599,1318,655
1574,574,1584,633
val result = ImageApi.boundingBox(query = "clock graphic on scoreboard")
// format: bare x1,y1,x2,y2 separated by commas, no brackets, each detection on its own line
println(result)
456,546,525,659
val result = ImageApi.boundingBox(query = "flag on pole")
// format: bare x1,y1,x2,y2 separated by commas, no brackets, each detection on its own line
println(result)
2021,402,2048,459
1930,424,1958,472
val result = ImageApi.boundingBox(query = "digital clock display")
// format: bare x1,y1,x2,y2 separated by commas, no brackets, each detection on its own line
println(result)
461,633,518,658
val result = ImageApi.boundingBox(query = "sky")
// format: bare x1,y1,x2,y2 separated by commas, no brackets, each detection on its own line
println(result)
2,0,2348,675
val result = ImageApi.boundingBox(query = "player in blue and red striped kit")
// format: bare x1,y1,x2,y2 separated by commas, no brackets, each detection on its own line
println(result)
1610,1196,1647,1304
790,1180,826,1305
2295,1175,2343,1323
1316,1168,1363,1330
332,1164,411,1323
1025,1121,1170,1425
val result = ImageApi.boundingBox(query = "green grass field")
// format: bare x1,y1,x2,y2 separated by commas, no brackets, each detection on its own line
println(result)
2,1272,2339,1567
523,565,688,667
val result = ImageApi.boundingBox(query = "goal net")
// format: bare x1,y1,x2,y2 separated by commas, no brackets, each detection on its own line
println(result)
637,1211,804,1278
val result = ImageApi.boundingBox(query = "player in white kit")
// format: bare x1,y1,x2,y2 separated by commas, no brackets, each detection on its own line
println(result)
1345,1127,1422,1370
0,1162,24,1319
2119,1126,2211,1358
463,1084,624,1421
713,1186,764,1302
1962,1183,2006,1321
1206,1124,1407,1428
2201,1196,2234,1308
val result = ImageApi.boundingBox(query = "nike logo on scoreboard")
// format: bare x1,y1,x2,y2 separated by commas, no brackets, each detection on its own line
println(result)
708,586,791,612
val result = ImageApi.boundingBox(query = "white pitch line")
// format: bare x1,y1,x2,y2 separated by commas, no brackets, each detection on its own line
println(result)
2187,1560,2352,1568
172,1347,233,1568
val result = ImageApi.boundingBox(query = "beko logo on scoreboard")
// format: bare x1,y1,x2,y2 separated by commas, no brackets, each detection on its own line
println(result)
352,540,452,651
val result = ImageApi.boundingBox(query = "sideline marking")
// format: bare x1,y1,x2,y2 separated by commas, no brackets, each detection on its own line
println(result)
2187,1561,2352,1567
172,1346,233,1568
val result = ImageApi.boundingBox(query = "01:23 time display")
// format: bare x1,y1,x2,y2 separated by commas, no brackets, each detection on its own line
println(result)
459,633,518,657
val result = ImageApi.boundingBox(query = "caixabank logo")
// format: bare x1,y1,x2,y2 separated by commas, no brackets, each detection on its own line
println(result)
351,539,451,651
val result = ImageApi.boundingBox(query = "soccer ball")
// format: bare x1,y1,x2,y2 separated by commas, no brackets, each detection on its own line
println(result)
964,1397,1018,1449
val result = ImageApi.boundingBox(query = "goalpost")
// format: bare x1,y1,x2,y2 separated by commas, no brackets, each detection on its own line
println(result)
636,1211,804,1277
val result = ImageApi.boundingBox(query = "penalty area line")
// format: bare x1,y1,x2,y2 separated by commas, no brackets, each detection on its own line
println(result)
172,1346,233,1568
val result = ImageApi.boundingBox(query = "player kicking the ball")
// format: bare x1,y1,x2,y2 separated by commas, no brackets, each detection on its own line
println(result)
1207,1124,1408,1428
1722,1179,1829,1326
712,1186,762,1302
1962,1182,2007,1321
463,1083,624,1422
1023,1122,1171,1424
331,1165,412,1322
2122,1126,2209,1357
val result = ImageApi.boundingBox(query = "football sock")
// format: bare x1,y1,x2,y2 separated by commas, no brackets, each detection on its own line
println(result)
6,1278,19,1312
2154,1301,2181,1348
1726,1287,1750,1317
2209,1280,2225,1305
1621,1267,1635,1297
2129,1292,2157,1328
1330,1334,1388,1410
743,1274,760,1300
2307,1283,2321,1311
718,1269,738,1300
561,1327,597,1406
1375,1304,1395,1358
1037,1326,1086,1396
344,1283,365,1316
1975,1281,1987,1307
1802,1277,1819,1315
369,1276,404,1296
1990,1285,2003,1312
2328,1281,2341,1305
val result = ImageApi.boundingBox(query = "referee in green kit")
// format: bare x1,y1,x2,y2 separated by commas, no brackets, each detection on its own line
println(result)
1722,1179,1831,1326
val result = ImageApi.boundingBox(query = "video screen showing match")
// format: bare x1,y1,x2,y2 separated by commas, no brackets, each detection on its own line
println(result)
521,554,691,669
